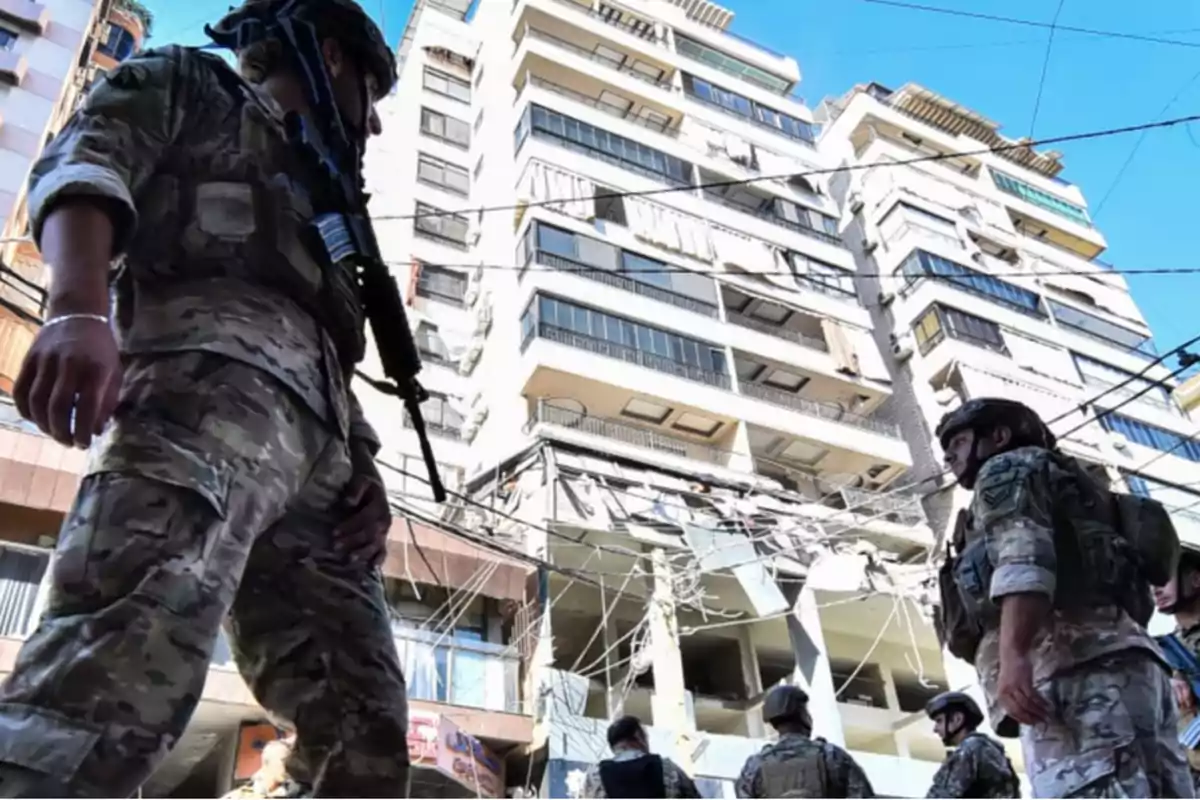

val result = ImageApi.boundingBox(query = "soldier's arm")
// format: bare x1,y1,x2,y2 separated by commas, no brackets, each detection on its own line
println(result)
347,389,383,457
665,759,701,799
579,765,604,799
829,746,875,798
733,757,759,798
28,48,190,277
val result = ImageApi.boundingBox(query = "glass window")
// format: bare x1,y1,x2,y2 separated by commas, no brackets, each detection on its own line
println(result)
415,264,468,304
416,153,469,196
423,67,471,102
1101,414,1200,463
1049,300,1155,356
1074,353,1170,405
535,223,578,259
414,203,470,246
420,107,470,148
0,27,16,50
902,250,1045,317
991,169,1091,227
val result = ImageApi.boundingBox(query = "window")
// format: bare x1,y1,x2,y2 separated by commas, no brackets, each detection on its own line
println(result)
901,250,1045,317
416,153,469,196
524,294,729,381
621,398,672,424
1074,353,1171,406
420,107,470,148
0,27,17,50
415,264,468,304
682,74,814,143
790,254,857,302
913,304,1007,355
522,105,694,187
413,204,470,247
1100,414,1200,463
96,22,136,61
674,36,792,93
414,392,465,438
991,169,1092,227
1049,300,1155,357
415,321,452,364
422,66,471,102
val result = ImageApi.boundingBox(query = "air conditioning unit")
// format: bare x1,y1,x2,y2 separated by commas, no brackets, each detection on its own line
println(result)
891,334,914,362
862,237,878,254
877,290,895,307
458,339,483,375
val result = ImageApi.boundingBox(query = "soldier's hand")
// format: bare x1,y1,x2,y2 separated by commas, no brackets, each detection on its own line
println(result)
1174,677,1196,713
13,315,121,449
334,473,391,568
997,653,1050,726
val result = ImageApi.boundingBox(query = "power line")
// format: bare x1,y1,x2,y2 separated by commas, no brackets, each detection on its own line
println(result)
1028,0,1067,138
373,112,1200,223
858,0,1200,50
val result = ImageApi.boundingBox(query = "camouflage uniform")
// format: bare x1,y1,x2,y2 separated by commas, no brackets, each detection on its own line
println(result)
965,447,1192,798
927,732,1020,798
0,37,410,799
734,733,873,798
579,748,701,799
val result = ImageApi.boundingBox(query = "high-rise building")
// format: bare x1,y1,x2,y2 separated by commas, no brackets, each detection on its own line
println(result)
360,0,956,796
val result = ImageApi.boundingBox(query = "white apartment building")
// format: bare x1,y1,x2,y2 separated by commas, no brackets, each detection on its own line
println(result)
819,79,1200,780
360,1,985,797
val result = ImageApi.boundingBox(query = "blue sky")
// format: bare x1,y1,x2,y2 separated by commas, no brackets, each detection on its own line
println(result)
143,0,1200,352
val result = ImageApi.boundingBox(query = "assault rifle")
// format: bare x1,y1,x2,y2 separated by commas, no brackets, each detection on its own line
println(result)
206,2,445,502
1158,633,1200,749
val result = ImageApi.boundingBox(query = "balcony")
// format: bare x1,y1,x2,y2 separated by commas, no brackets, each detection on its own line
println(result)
524,323,732,389
741,381,900,438
394,627,522,715
524,75,675,136
528,249,718,318
543,0,661,42
700,174,842,247
727,310,827,352
521,26,673,92
532,399,723,464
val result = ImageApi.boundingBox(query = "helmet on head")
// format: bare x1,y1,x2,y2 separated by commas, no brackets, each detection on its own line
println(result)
207,0,397,97
924,691,984,730
763,684,809,725
936,398,1056,452
1162,547,1200,613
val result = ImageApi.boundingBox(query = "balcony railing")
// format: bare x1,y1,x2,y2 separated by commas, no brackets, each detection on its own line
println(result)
533,399,723,463
543,0,661,43
839,487,927,526
727,310,828,352
523,27,673,92
394,627,523,714
526,75,675,136
532,250,718,318
740,381,901,438
529,323,733,389
702,191,843,247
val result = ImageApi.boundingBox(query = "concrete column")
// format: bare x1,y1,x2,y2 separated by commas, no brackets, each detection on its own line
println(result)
647,548,695,772
784,584,844,746
881,667,910,757
736,624,766,738
726,421,756,473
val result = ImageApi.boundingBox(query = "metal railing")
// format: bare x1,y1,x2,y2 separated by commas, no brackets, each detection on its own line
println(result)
533,400,723,463
727,310,828,352
839,487,927,526
522,27,673,91
393,627,523,714
526,75,675,136
532,323,733,389
534,250,718,318
702,190,843,247
544,0,661,42
740,381,901,438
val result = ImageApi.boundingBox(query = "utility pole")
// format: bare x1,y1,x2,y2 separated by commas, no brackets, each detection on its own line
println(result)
648,547,695,774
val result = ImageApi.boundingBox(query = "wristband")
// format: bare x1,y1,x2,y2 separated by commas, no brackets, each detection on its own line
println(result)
43,313,109,329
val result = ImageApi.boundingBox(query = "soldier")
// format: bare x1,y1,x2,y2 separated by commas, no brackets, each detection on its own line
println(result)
936,398,1193,798
0,1,414,796
924,691,1020,798
579,715,700,799
1154,548,1200,790
735,685,873,798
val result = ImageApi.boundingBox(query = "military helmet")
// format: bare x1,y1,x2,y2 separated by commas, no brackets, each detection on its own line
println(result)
924,691,984,729
208,0,397,97
763,684,809,724
935,398,1056,451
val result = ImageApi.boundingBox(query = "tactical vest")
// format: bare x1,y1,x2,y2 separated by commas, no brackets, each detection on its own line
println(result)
597,754,666,799
965,735,1020,798
759,743,829,798
937,449,1173,664
117,46,367,371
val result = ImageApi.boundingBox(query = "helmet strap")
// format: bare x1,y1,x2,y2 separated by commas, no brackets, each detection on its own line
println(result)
941,717,966,747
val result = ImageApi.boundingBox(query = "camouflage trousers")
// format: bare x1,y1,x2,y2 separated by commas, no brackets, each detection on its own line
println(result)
1020,650,1193,798
0,352,410,798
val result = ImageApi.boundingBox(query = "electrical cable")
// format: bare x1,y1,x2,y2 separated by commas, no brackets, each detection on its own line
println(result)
373,112,1200,223
1028,0,1067,139
858,0,1200,50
